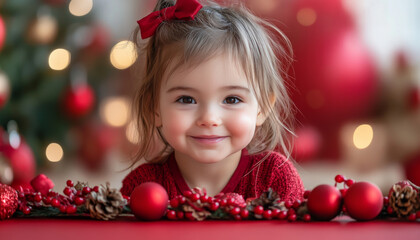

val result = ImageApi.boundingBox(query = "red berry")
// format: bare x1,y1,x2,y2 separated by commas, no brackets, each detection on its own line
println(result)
170,198,179,208
183,190,192,198
278,211,287,220
335,175,345,183
74,197,85,206
285,200,293,209
220,199,227,207
287,209,296,216
240,209,249,219
178,196,186,204
234,214,242,220
387,206,393,214
263,210,272,219
23,206,31,215
18,192,25,198
51,198,60,207
383,196,389,206
303,214,311,222
416,211,420,219
59,205,67,213
76,190,83,196
185,212,195,221
66,205,77,214
288,214,297,222
272,209,281,218
345,179,354,187
200,195,209,203
210,202,220,211
93,186,99,192
254,206,264,215
303,190,311,199
230,207,241,215
66,180,74,187
166,210,177,220
34,194,43,202
176,211,184,219
293,200,301,209
64,187,72,196
43,196,52,205
227,198,235,206
82,187,91,195
408,213,416,221
190,193,200,202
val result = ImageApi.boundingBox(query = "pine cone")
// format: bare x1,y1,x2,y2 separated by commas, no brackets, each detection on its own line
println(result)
388,180,420,218
248,188,284,210
74,181,89,191
85,182,127,220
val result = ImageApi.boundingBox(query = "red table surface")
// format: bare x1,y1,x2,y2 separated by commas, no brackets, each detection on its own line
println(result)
0,217,419,240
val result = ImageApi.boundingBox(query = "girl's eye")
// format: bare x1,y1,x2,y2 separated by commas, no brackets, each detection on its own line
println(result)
224,96,242,104
176,96,196,104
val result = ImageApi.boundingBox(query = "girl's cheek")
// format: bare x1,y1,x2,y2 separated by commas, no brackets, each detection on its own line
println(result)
227,112,256,138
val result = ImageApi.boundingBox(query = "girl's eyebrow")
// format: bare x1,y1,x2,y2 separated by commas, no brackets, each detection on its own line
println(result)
166,85,250,93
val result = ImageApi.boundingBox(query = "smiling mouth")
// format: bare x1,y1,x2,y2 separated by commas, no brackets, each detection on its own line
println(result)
190,136,227,144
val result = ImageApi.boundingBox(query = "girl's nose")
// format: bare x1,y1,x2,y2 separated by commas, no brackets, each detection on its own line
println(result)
196,105,222,127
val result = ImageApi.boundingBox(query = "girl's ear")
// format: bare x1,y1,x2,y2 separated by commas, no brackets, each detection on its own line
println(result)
256,94,276,126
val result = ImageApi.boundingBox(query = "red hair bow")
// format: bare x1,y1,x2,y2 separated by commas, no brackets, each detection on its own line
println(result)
137,0,203,39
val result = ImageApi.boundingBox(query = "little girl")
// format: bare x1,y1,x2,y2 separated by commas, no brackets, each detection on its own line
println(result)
121,0,304,201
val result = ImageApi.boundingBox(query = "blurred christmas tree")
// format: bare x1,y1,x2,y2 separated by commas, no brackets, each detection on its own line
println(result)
0,0,119,184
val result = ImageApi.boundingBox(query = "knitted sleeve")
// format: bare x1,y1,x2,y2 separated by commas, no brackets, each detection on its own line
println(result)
120,164,160,197
269,153,304,202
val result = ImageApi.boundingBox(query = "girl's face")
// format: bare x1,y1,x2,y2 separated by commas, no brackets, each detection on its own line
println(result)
156,54,265,164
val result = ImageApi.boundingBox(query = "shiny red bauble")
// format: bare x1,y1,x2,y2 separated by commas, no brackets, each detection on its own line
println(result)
307,184,342,221
63,84,95,118
0,183,18,220
344,182,383,221
130,182,169,221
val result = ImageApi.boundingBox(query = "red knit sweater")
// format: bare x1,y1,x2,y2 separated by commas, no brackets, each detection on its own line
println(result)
121,149,304,201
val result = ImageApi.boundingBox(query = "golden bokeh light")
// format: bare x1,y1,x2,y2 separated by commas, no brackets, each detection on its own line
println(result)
46,143,64,162
110,40,137,70
69,0,93,17
100,97,130,127
48,48,71,71
126,120,139,144
353,124,374,149
297,8,317,27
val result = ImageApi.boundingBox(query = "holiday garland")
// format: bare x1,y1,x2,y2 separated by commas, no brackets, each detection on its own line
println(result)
0,174,419,222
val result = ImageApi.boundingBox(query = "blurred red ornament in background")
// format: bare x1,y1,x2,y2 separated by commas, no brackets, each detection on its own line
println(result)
63,84,95,118
404,152,420,186
76,121,117,172
292,126,322,162
81,25,110,57
0,15,5,51
0,137,36,190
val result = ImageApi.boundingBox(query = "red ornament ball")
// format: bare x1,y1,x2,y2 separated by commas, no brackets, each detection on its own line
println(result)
0,183,18,220
0,15,5,51
63,84,95,118
307,184,342,221
130,182,169,221
344,182,383,221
